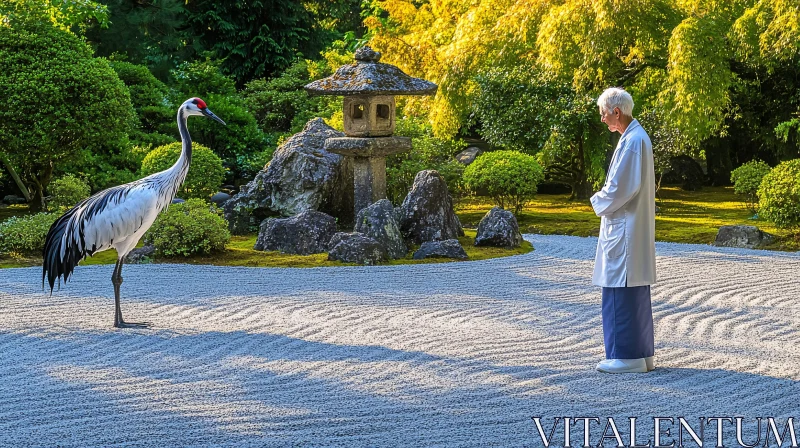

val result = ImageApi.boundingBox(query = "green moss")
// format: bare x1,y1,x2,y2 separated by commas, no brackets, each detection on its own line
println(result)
0,230,532,269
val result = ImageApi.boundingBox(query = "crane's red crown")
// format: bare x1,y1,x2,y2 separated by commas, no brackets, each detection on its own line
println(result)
193,98,207,109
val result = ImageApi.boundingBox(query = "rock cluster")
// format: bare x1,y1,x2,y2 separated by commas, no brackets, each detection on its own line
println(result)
354,199,406,260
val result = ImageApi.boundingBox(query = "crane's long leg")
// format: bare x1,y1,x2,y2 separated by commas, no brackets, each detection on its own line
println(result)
112,257,148,328
112,259,123,327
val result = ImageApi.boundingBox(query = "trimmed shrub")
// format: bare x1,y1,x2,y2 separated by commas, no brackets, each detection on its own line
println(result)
141,142,225,200
757,159,800,232
47,174,91,210
144,199,230,257
731,159,771,213
0,212,59,254
463,150,545,215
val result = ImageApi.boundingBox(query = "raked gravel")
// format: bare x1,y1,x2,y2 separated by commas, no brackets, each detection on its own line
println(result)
0,234,799,447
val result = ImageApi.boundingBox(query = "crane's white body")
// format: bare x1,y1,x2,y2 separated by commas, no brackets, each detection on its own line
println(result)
58,159,187,261
42,98,224,326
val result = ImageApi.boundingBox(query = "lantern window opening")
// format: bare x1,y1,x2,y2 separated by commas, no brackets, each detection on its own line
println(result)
376,104,390,120
352,103,365,120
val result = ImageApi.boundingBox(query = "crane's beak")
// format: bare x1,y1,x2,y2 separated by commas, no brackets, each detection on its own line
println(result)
202,108,226,126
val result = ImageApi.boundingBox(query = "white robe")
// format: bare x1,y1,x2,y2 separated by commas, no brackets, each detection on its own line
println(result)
590,119,657,288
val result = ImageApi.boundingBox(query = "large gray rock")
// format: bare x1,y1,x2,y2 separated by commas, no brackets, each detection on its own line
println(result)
413,239,467,260
474,207,523,248
713,225,775,249
223,118,354,234
354,199,406,259
254,210,337,255
398,170,464,245
327,232,387,265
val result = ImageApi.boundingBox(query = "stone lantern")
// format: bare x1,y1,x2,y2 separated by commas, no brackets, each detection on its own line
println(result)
304,46,437,220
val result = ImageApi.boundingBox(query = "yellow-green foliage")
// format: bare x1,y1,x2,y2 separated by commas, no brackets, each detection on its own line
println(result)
757,159,800,231
144,199,230,257
141,142,225,200
0,212,58,255
366,0,797,145
47,174,91,210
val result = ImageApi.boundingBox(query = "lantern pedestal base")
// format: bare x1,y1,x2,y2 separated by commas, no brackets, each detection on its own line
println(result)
325,136,412,219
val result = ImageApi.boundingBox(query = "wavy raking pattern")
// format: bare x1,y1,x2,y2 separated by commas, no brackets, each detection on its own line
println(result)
0,235,799,447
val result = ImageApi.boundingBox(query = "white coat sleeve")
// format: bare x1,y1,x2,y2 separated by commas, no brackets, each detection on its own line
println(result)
590,140,643,217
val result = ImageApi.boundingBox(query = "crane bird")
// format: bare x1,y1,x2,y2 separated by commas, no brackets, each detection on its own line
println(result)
43,98,226,328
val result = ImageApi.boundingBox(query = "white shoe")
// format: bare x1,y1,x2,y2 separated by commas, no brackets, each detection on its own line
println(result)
645,356,655,371
596,358,648,373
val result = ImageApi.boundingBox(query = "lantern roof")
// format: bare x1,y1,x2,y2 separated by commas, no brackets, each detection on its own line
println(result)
304,46,437,97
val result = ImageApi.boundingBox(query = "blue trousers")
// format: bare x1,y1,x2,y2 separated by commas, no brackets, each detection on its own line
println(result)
601,285,655,359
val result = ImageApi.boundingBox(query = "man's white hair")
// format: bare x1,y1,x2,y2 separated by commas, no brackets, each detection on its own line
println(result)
597,87,634,117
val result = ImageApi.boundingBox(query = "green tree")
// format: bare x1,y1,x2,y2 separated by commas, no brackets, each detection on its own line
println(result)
241,60,338,135
182,0,328,86
638,108,697,195
0,20,133,208
85,0,188,80
387,116,467,205
472,70,607,199
166,60,270,181
364,0,799,171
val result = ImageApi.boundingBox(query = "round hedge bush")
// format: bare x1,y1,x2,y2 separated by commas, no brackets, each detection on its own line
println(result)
144,199,230,257
463,150,545,215
0,213,59,255
141,142,225,200
757,159,800,231
730,159,771,213
47,174,91,210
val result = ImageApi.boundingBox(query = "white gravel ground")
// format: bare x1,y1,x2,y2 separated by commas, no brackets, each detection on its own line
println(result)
0,234,799,447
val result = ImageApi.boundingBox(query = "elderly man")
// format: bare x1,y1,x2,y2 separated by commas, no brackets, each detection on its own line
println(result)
591,87,656,374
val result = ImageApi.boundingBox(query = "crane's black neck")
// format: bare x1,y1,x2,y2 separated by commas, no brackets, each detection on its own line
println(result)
173,106,192,178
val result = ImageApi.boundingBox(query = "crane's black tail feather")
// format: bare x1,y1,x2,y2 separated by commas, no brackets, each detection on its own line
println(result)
42,207,89,293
